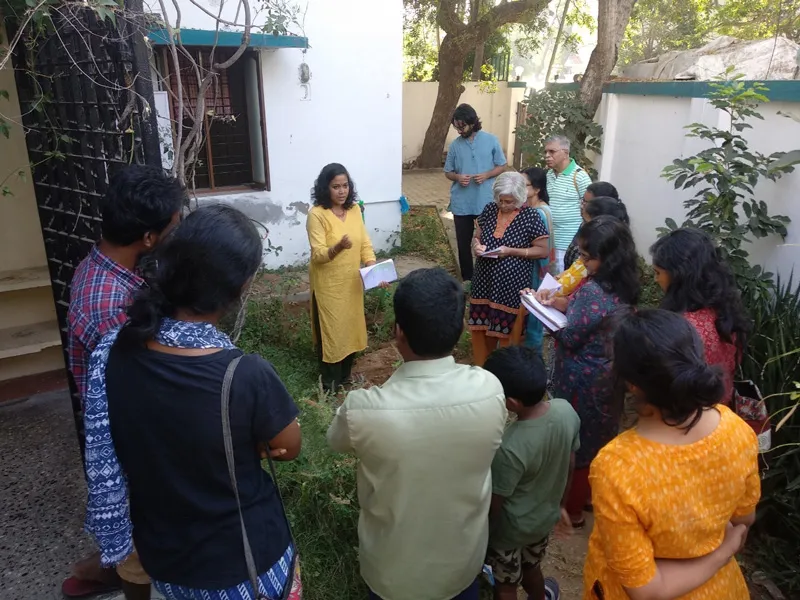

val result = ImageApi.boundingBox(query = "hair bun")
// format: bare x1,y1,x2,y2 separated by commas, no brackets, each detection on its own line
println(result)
671,362,725,408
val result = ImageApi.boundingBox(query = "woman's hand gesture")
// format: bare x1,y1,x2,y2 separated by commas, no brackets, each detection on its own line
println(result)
337,234,353,251
472,240,487,257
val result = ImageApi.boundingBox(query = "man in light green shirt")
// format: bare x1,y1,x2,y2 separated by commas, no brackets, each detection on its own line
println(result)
483,346,580,600
327,268,507,600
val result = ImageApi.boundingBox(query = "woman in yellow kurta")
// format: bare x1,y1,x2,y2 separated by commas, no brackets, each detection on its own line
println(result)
583,309,759,600
307,163,376,391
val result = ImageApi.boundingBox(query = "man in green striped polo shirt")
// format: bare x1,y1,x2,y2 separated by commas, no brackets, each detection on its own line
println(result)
544,135,591,273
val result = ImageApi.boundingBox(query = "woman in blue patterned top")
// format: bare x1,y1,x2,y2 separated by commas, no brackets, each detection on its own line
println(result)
540,215,640,528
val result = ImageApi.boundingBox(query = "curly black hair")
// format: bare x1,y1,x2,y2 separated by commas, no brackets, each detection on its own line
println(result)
650,228,751,354
312,163,358,210
577,215,640,305
613,308,725,430
451,104,483,132
585,196,630,225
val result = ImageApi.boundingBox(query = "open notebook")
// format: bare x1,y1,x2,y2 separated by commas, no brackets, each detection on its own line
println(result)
521,274,567,331
360,259,398,290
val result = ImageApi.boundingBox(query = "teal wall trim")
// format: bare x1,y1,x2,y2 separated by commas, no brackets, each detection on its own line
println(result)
603,80,800,102
538,80,800,102
507,81,527,88
148,28,309,49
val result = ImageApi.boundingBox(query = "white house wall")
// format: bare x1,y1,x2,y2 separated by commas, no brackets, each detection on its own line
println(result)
153,0,403,267
596,92,800,281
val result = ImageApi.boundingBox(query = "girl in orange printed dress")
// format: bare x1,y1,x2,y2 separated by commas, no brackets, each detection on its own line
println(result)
583,309,760,600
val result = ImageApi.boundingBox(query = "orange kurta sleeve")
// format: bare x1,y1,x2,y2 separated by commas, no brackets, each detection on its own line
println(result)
589,451,657,590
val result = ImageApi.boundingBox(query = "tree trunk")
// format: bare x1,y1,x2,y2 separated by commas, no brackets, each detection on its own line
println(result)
471,43,485,80
545,0,571,83
470,0,483,81
418,34,470,168
579,0,637,114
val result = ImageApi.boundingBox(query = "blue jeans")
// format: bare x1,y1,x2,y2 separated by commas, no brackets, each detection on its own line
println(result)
369,579,479,600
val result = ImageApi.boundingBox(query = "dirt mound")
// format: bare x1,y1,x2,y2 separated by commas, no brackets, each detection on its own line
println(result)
353,345,402,387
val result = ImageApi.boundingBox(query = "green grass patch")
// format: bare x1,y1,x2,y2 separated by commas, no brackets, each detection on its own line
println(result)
235,205,462,600
400,207,458,274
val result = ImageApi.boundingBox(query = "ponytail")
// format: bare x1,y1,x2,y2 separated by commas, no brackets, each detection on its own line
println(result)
118,285,172,347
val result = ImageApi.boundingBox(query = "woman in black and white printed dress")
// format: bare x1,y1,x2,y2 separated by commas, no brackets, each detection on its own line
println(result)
468,171,549,366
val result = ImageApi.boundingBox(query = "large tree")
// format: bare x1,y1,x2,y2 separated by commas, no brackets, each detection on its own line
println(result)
619,0,709,65
416,0,549,168
579,0,638,114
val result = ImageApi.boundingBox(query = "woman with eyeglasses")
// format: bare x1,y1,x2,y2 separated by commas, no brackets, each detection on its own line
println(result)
539,215,640,528
563,181,620,271
468,171,549,366
554,194,630,301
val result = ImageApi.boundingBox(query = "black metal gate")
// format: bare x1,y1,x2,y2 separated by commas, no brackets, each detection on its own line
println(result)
11,0,160,452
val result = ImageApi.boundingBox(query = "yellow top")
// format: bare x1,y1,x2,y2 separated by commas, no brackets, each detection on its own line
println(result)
557,258,587,297
583,405,760,600
307,205,376,364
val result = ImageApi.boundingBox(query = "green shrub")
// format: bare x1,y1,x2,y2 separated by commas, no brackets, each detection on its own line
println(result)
637,256,663,308
276,399,364,600
515,86,602,176
660,73,798,301
737,276,800,594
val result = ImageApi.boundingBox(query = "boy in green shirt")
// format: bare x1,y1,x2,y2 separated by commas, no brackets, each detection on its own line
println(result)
483,346,580,600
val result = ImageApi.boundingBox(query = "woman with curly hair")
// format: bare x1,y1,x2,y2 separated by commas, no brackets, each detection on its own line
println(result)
541,215,640,527
650,228,751,405
306,163,377,391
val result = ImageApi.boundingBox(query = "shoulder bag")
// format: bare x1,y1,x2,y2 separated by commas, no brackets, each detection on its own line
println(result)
221,355,298,600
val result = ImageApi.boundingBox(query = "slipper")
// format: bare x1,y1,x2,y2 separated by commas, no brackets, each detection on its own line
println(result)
528,577,561,600
544,577,561,600
62,576,121,598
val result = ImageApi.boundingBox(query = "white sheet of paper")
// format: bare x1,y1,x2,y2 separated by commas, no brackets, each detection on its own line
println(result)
479,248,502,259
360,259,398,290
521,293,568,331
537,273,562,294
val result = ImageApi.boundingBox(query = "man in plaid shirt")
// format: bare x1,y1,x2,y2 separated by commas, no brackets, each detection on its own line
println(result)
64,165,184,600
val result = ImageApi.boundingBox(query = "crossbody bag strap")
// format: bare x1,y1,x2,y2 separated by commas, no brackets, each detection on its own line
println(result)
221,355,297,600
221,355,264,599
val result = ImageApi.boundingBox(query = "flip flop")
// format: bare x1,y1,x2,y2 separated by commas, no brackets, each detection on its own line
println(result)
62,576,121,598
544,577,561,600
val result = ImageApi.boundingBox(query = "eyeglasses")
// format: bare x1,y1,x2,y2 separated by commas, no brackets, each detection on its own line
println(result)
453,122,471,132
544,149,564,156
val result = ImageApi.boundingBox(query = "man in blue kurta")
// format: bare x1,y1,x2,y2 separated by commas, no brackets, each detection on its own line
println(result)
444,104,507,282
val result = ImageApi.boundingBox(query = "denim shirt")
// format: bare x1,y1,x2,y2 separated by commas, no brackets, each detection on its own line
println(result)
444,130,507,216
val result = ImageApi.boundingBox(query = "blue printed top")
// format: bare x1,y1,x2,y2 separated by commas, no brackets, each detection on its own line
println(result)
444,131,507,216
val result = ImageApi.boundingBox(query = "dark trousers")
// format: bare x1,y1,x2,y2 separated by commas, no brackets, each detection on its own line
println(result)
369,579,479,600
453,214,479,282
312,293,355,391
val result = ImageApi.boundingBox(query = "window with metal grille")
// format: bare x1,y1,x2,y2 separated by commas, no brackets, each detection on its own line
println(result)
155,47,269,191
